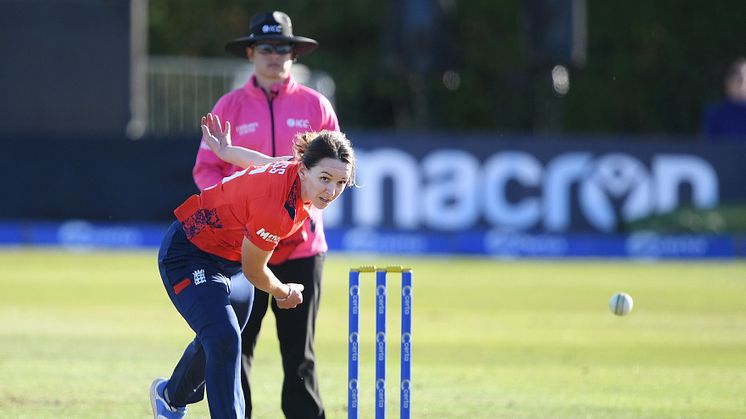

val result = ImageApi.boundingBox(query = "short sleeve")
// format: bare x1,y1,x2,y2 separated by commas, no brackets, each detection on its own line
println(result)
244,198,283,251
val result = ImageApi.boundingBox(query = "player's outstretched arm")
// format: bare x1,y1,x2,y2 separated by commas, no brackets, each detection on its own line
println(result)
201,113,291,168
240,237,304,309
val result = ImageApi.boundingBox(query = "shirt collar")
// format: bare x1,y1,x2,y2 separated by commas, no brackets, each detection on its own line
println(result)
244,74,297,98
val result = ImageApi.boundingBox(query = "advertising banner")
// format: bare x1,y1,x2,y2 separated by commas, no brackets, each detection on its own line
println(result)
324,133,746,234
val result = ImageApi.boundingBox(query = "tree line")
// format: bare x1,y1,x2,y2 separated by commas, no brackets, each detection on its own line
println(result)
149,0,746,137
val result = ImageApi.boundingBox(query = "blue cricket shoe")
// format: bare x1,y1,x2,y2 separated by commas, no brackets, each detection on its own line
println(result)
150,377,187,419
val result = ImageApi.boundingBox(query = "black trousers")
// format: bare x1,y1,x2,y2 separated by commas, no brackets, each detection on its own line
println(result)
240,253,326,419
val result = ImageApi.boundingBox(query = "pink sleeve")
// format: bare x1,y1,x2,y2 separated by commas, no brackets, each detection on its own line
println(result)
192,102,231,191
320,96,340,132
193,144,229,191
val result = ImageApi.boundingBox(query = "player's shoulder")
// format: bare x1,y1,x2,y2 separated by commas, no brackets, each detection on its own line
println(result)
291,82,319,95
242,161,300,190
286,85,337,126
211,91,238,116
243,161,301,211
215,87,246,107
290,83,332,104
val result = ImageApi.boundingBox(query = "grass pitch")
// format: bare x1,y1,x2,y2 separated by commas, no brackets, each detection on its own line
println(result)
0,249,745,418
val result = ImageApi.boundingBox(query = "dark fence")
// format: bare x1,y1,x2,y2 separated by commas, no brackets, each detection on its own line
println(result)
0,0,133,139
2,136,199,221
3,133,745,234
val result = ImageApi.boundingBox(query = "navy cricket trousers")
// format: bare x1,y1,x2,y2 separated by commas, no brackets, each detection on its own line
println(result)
157,221,254,419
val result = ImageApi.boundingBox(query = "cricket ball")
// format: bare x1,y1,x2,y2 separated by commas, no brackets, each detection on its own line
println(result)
609,292,634,316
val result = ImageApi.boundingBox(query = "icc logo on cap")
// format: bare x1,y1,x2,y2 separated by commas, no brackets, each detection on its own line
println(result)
262,24,282,33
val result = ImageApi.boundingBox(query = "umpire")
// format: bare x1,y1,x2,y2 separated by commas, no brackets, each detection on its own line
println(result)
192,11,339,418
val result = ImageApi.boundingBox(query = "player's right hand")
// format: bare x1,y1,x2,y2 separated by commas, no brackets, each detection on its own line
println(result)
200,113,232,156
276,283,305,309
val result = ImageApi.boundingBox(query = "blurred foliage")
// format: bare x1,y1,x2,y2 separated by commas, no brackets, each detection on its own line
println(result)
565,1,746,136
149,0,746,134
622,204,746,234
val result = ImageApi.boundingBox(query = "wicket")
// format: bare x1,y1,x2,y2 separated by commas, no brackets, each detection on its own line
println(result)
348,266,413,419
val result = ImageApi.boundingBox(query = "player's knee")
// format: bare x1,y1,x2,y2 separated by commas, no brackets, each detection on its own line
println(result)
203,323,241,360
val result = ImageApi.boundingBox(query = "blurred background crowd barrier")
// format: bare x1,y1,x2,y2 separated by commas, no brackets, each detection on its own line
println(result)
146,56,335,135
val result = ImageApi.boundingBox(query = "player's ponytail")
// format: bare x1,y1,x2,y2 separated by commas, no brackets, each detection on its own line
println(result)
293,131,356,186
292,131,317,161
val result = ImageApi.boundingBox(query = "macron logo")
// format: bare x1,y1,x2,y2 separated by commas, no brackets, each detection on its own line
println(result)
256,228,280,244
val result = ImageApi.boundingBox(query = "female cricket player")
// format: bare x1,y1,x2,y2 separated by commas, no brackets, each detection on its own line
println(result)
150,113,356,419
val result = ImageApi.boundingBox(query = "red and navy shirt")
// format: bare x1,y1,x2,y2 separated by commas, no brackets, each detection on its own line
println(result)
174,160,310,262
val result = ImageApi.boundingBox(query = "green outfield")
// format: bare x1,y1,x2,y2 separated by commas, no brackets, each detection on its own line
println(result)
0,249,744,418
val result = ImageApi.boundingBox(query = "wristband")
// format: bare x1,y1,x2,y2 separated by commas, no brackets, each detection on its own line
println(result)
275,287,293,302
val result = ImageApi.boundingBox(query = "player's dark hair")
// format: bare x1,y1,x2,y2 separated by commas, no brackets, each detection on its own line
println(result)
293,130,356,186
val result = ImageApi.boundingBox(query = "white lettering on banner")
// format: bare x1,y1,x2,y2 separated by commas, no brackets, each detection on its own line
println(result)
626,232,710,258
579,153,653,232
543,153,592,232
485,231,569,256
57,220,143,249
327,149,720,233
342,228,429,253
352,150,419,228
653,155,718,212
483,152,542,229
422,150,479,229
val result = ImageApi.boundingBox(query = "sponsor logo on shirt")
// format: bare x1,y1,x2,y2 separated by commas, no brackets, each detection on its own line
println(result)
236,122,259,135
286,118,310,128
256,228,280,244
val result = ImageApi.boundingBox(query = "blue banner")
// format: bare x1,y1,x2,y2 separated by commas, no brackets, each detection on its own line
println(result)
325,228,739,259
1,221,740,259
